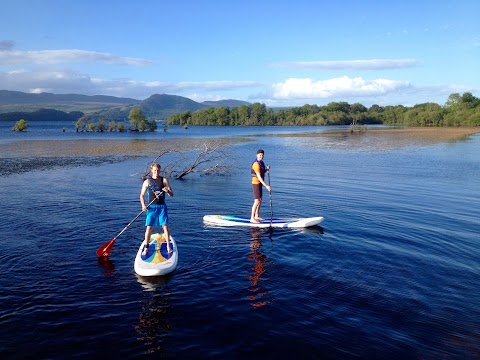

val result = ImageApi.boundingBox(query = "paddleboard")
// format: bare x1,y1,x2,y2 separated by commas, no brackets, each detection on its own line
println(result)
134,233,178,276
203,215,324,228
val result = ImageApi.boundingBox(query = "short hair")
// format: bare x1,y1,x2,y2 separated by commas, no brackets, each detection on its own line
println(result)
150,162,161,169
256,149,264,154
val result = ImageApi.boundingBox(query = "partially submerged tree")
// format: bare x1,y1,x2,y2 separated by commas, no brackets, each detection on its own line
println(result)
129,107,157,131
171,141,231,179
13,119,28,132
141,140,231,180
76,116,88,132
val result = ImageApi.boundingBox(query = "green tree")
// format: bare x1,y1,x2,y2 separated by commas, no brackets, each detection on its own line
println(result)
214,106,230,126
128,107,146,130
76,116,88,132
97,119,106,132
13,119,28,132
445,93,461,111
460,92,479,107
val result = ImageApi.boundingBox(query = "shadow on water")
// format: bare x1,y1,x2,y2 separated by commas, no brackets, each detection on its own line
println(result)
300,225,325,235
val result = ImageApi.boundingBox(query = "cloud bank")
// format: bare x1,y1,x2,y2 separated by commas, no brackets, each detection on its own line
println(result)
270,59,417,70
271,76,411,99
0,48,152,66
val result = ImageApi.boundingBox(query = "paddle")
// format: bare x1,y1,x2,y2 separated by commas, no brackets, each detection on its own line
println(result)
96,191,163,257
267,170,273,227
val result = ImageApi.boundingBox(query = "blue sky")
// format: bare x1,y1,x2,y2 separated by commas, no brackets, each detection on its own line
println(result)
1,0,479,107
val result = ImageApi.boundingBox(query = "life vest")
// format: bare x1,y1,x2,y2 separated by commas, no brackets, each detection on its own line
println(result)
251,160,265,184
147,177,165,205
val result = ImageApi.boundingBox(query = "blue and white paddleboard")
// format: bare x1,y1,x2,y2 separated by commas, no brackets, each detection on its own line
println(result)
134,233,178,276
203,215,324,228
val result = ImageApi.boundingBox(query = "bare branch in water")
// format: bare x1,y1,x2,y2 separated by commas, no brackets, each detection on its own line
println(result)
144,140,232,180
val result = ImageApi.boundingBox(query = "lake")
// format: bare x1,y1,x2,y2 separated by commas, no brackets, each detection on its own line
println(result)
0,124,479,359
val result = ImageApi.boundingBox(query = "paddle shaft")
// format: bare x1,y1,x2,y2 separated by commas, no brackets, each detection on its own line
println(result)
96,191,163,257
268,171,273,227
116,190,165,239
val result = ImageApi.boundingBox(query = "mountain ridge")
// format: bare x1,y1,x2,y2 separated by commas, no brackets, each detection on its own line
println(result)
0,90,251,120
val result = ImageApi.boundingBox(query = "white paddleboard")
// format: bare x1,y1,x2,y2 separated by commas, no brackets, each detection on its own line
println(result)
203,215,324,228
134,233,178,276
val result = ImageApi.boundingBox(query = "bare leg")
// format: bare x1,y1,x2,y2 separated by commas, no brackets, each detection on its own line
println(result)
163,224,172,253
142,226,153,256
255,198,263,220
251,199,261,223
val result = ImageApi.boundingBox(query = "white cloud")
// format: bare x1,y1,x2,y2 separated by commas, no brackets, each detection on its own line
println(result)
0,49,153,66
271,76,411,99
270,59,417,70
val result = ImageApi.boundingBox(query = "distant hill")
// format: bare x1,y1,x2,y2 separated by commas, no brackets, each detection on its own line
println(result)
0,90,139,105
0,90,251,122
202,99,250,107
0,108,83,123
139,94,207,119
0,90,140,114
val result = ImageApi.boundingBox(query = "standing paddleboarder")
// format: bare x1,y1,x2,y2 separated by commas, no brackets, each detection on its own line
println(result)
250,149,271,223
140,162,174,256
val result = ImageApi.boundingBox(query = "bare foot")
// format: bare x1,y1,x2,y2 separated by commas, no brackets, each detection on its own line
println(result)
250,218,260,223
167,246,173,254
142,243,149,256
255,217,264,221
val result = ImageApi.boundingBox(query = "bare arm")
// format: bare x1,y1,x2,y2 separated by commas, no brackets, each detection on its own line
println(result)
140,180,148,210
255,170,271,191
163,177,174,197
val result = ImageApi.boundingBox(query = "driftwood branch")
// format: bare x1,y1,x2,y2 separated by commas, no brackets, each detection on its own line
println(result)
142,149,175,180
173,141,230,179
175,143,225,179
143,140,231,180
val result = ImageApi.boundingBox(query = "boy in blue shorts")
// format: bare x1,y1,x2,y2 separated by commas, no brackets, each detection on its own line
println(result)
140,162,174,255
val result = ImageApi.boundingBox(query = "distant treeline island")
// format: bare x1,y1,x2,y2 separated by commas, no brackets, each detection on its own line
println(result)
169,92,480,127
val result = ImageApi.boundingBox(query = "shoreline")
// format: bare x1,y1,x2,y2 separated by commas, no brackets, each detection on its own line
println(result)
276,126,480,139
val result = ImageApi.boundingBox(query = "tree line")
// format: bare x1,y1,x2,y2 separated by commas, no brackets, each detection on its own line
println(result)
168,92,480,127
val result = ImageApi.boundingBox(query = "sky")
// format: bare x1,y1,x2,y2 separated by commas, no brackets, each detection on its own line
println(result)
1,0,479,107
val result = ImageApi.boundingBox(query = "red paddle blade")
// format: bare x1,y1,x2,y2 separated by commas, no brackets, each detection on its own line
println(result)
96,238,116,257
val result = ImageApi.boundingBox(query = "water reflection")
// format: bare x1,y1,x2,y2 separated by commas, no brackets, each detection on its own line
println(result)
97,256,115,275
247,227,273,308
134,275,173,355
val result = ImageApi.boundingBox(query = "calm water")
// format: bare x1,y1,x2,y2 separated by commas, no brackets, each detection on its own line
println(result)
0,125,479,359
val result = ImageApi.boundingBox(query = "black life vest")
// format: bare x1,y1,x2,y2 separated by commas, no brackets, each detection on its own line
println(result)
147,177,165,205
251,160,266,179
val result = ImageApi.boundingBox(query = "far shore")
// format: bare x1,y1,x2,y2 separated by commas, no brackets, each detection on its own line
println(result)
325,126,479,140
275,126,479,140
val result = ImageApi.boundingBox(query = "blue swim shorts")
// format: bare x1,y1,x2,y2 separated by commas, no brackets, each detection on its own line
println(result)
145,204,168,226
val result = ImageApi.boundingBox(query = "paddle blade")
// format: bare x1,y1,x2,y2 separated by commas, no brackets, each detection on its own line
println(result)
96,238,116,257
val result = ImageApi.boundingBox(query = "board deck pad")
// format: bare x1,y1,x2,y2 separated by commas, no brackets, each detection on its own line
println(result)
134,233,178,276
203,215,324,228
141,233,174,262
